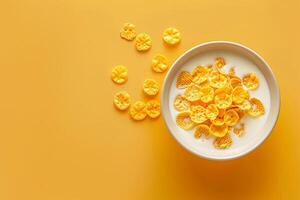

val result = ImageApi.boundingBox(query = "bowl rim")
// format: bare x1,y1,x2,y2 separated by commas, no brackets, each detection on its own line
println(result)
161,41,280,160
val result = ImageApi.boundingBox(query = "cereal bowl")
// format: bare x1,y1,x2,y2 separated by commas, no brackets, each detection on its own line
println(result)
161,41,280,160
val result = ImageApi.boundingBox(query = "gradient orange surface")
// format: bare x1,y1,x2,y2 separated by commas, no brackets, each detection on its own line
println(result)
0,0,299,199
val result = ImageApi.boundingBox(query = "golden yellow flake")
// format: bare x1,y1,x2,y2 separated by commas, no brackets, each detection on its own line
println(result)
146,100,161,118
237,99,251,111
111,65,128,84
230,77,242,88
190,105,207,124
174,95,191,112
129,101,147,121
143,79,159,96
224,110,239,126
113,91,131,111
232,86,249,104
199,86,214,103
135,33,152,51
176,112,195,130
151,54,169,73
184,84,201,101
163,27,181,45
120,23,136,41
233,123,245,137
205,104,219,121
210,73,229,88
213,134,232,149
248,98,265,117
214,92,232,109
214,57,225,69
243,73,259,90
192,66,209,84
210,124,228,137
176,71,193,89
194,124,210,139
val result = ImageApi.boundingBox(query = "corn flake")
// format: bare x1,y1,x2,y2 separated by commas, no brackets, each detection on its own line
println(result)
143,79,159,96
111,65,128,84
214,57,225,69
113,91,131,111
176,112,195,130
224,110,239,126
174,95,191,112
232,86,249,104
205,104,219,121
214,92,232,109
129,101,147,121
213,134,232,149
194,124,210,139
135,33,152,51
146,100,161,118
233,123,245,137
151,54,169,73
163,27,181,45
248,98,265,117
190,105,207,124
192,66,209,84
120,23,136,41
184,84,201,101
243,73,259,90
230,77,242,88
199,86,214,103
176,71,193,89
210,124,228,137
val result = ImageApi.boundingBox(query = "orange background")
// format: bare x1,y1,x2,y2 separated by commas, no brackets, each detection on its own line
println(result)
0,0,299,199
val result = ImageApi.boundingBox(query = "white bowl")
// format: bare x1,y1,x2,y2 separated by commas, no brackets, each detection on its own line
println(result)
161,41,280,160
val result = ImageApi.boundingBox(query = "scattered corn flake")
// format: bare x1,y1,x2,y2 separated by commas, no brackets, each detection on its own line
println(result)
176,112,195,130
194,124,210,139
190,105,207,124
143,79,159,96
214,92,232,109
174,95,191,112
111,65,128,84
163,27,181,45
232,86,249,104
213,134,232,149
184,84,201,101
135,33,152,51
151,54,169,73
129,101,147,121
243,73,259,90
205,104,219,121
176,71,193,89
120,23,136,41
210,124,228,137
233,123,245,137
146,100,161,118
248,98,265,117
224,110,239,126
113,91,131,111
